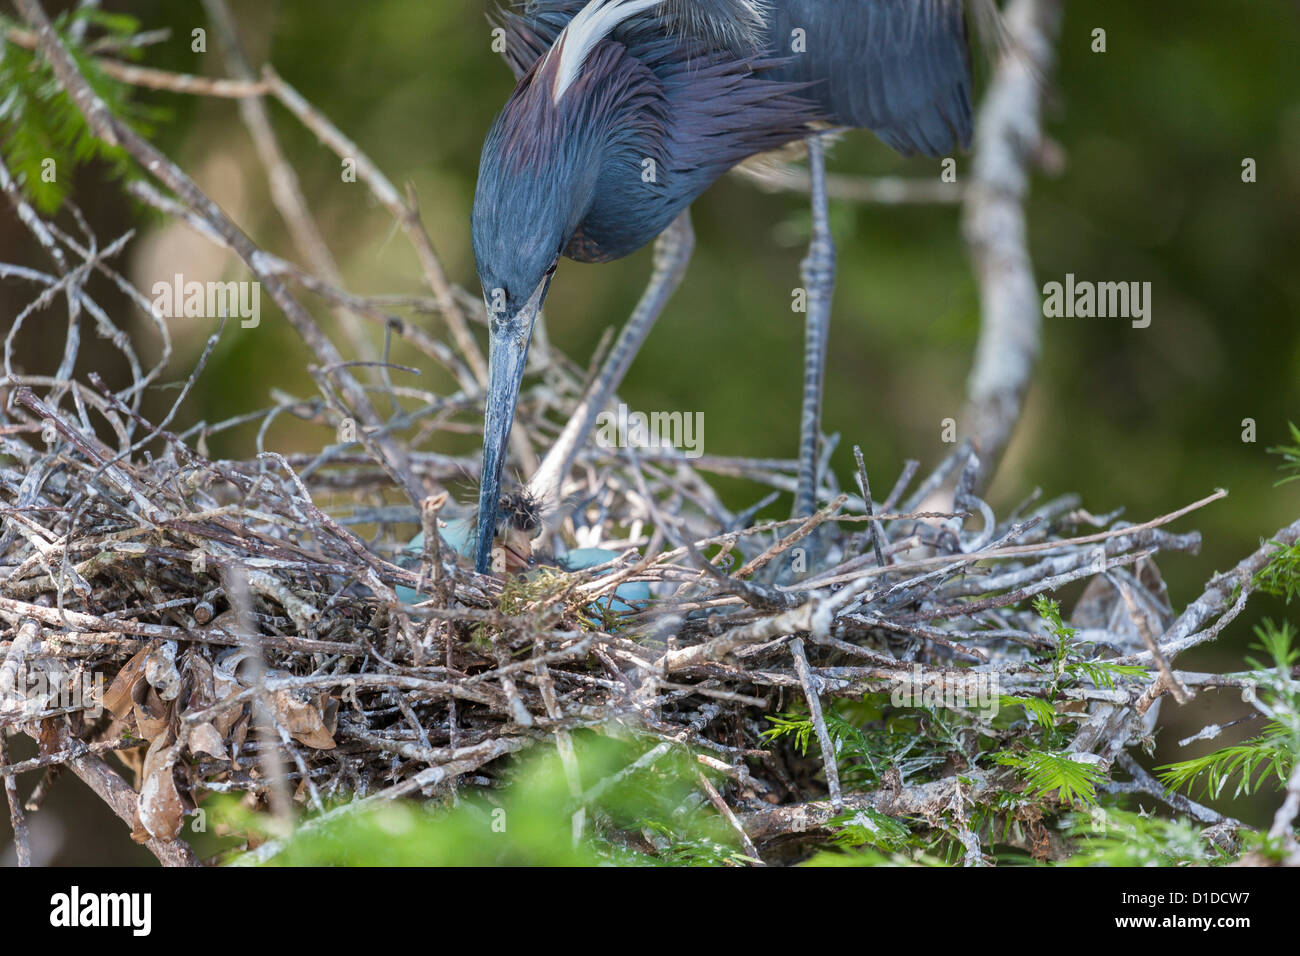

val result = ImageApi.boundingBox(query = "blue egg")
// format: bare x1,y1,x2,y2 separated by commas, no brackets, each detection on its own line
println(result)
558,548,651,614
394,523,472,605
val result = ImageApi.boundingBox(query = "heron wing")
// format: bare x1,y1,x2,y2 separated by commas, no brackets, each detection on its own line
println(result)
763,0,977,156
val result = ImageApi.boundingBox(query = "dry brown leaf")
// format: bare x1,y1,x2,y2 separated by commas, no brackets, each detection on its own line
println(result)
182,648,245,737
144,642,182,701
133,686,171,742
137,734,184,842
36,717,62,757
212,678,244,738
183,650,214,709
188,721,226,758
321,695,339,736
272,690,336,750
103,647,150,719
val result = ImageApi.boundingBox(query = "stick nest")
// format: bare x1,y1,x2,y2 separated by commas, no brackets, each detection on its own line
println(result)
0,338,1224,862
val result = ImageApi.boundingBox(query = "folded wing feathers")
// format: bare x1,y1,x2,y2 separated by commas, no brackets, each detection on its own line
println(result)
661,0,769,54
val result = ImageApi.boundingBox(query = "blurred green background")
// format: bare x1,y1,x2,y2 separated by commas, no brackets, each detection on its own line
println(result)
1,0,1298,862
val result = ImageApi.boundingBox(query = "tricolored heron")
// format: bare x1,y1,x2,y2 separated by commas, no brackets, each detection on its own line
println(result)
470,0,994,573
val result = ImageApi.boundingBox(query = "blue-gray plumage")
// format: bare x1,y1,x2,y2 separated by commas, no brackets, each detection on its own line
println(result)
470,0,988,574
762,1,976,156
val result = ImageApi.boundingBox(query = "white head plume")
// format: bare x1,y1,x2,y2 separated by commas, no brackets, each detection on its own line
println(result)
547,0,664,104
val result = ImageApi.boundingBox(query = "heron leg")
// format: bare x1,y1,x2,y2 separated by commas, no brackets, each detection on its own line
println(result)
527,210,695,510
794,133,836,521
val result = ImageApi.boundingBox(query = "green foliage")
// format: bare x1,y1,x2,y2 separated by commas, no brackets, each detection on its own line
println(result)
1062,808,1224,867
761,602,1139,822
1253,540,1300,605
996,750,1106,807
0,10,162,214
1069,659,1149,690
804,807,951,866
1267,422,1300,487
972,600,1138,813
1157,620,1300,800
802,846,948,867
999,694,1058,729
1031,596,1148,692
761,712,814,754
826,807,912,852
1247,617,1300,674
1157,722,1294,801
1032,595,1076,689
824,704,947,788
763,698,954,792
1236,827,1299,864
640,820,757,867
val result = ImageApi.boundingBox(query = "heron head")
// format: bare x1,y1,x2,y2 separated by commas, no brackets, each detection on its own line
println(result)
470,0,679,573
469,45,618,573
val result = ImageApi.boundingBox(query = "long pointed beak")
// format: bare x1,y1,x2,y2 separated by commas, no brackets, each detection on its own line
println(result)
475,279,548,573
